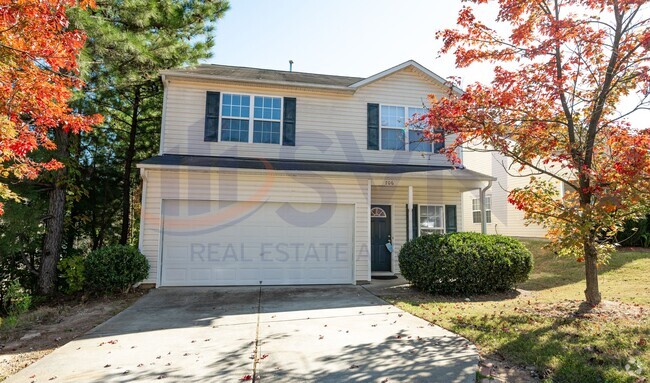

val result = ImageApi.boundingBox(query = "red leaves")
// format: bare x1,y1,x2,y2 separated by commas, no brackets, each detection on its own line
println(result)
0,0,102,214
426,0,650,274
240,375,252,381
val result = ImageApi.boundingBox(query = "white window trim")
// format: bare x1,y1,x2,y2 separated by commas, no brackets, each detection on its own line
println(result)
472,195,492,224
379,104,433,152
217,92,284,145
417,204,446,235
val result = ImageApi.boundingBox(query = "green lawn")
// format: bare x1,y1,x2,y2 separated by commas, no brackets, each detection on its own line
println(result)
382,240,650,383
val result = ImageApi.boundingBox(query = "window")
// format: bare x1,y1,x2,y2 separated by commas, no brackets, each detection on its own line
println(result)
370,207,387,218
220,93,282,144
221,94,250,142
407,107,432,153
380,105,405,150
419,205,445,235
380,105,444,153
472,196,492,224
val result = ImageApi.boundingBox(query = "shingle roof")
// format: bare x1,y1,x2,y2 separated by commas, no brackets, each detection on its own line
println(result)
163,64,364,87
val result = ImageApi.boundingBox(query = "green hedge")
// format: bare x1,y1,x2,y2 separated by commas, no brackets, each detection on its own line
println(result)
398,232,533,295
84,245,149,294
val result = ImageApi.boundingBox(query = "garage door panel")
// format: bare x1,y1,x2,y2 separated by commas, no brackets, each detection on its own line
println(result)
161,200,354,286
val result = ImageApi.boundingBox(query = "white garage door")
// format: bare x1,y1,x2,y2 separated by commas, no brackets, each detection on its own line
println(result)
160,200,354,286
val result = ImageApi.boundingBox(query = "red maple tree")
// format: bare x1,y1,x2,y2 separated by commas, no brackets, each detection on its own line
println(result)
0,0,102,214
426,0,649,305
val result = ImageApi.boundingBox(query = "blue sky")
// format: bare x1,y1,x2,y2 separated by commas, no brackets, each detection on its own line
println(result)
210,1,647,128
209,0,496,84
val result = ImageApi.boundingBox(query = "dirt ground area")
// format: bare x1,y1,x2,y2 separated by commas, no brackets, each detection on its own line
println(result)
0,291,146,381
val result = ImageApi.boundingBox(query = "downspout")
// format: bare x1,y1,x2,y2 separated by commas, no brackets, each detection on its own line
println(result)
159,75,169,156
480,181,492,234
137,168,148,252
407,186,413,241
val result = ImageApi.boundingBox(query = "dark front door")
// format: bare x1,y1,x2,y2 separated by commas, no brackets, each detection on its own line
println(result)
371,205,392,272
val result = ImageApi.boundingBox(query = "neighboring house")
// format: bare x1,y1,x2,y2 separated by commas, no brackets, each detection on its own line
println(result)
137,60,495,287
461,148,556,238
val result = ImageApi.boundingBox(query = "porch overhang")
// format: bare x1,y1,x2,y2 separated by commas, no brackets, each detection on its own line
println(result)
139,155,495,189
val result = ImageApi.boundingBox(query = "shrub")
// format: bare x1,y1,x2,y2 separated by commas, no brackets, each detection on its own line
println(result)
58,255,86,294
84,245,149,294
615,215,650,247
2,280,32,316
399,232,533,295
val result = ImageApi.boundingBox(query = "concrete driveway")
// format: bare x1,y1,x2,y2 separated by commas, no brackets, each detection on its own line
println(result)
7,285,478,383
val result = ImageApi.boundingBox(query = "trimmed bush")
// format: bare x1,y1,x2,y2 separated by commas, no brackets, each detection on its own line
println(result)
399,232,533,295
84,245,149,294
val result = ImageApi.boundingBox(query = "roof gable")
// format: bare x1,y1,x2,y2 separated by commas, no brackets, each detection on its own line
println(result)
349,60,462,94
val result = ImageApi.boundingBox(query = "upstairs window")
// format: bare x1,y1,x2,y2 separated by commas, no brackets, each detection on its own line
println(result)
407,107,432,153
208,92,284,144
221,94,251,142
379,105,444,153
472,196,492,224
380,105,405,150
253,96,282,144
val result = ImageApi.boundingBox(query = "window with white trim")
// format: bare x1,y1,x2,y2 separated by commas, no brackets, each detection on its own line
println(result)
380,105,444,153
221,93,282,144
472,196,492,224
407,107,433,153
380,105,406,150
419,205,445,235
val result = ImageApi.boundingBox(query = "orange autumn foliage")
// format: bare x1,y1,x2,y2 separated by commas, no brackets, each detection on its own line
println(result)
425,0,650,303
0,0,102,214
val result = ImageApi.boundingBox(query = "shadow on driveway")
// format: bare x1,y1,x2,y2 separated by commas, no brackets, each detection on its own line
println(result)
6,285,478,383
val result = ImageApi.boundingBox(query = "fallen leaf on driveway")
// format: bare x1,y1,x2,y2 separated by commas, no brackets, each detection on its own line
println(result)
350,364,359,369
104,364,111,368
241,374,253,381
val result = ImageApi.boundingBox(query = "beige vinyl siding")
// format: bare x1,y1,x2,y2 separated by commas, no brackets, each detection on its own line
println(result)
139,168,371,284
461,150,550,238
162,67,455,166
371,186,462,273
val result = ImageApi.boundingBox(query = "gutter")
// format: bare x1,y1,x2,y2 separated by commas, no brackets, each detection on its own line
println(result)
159,72,357,93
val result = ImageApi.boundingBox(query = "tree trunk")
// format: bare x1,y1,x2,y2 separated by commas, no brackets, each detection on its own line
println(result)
38,129,70,295
119,86,141,245
584,239,602,306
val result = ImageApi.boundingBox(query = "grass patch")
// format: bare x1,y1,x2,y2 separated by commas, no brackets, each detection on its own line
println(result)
384,240,650,383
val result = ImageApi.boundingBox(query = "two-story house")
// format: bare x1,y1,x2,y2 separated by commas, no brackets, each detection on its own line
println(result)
137,60,495,287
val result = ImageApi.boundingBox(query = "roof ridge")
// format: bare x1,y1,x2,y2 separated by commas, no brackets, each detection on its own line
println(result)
187,63,365,80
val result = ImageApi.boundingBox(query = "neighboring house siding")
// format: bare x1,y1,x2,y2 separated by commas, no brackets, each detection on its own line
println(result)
461,150,551,238
140,168,371,284
371,186,462,272
162,67,455,166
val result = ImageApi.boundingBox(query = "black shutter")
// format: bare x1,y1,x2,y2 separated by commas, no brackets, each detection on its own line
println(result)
405,204,409,241
406,204,419,240
367,103,379,150
204,91,220,142
282,97,296,146
412,204,419,239
445,205,457,233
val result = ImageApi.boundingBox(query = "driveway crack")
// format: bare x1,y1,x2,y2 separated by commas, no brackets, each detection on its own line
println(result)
251,284,263,382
